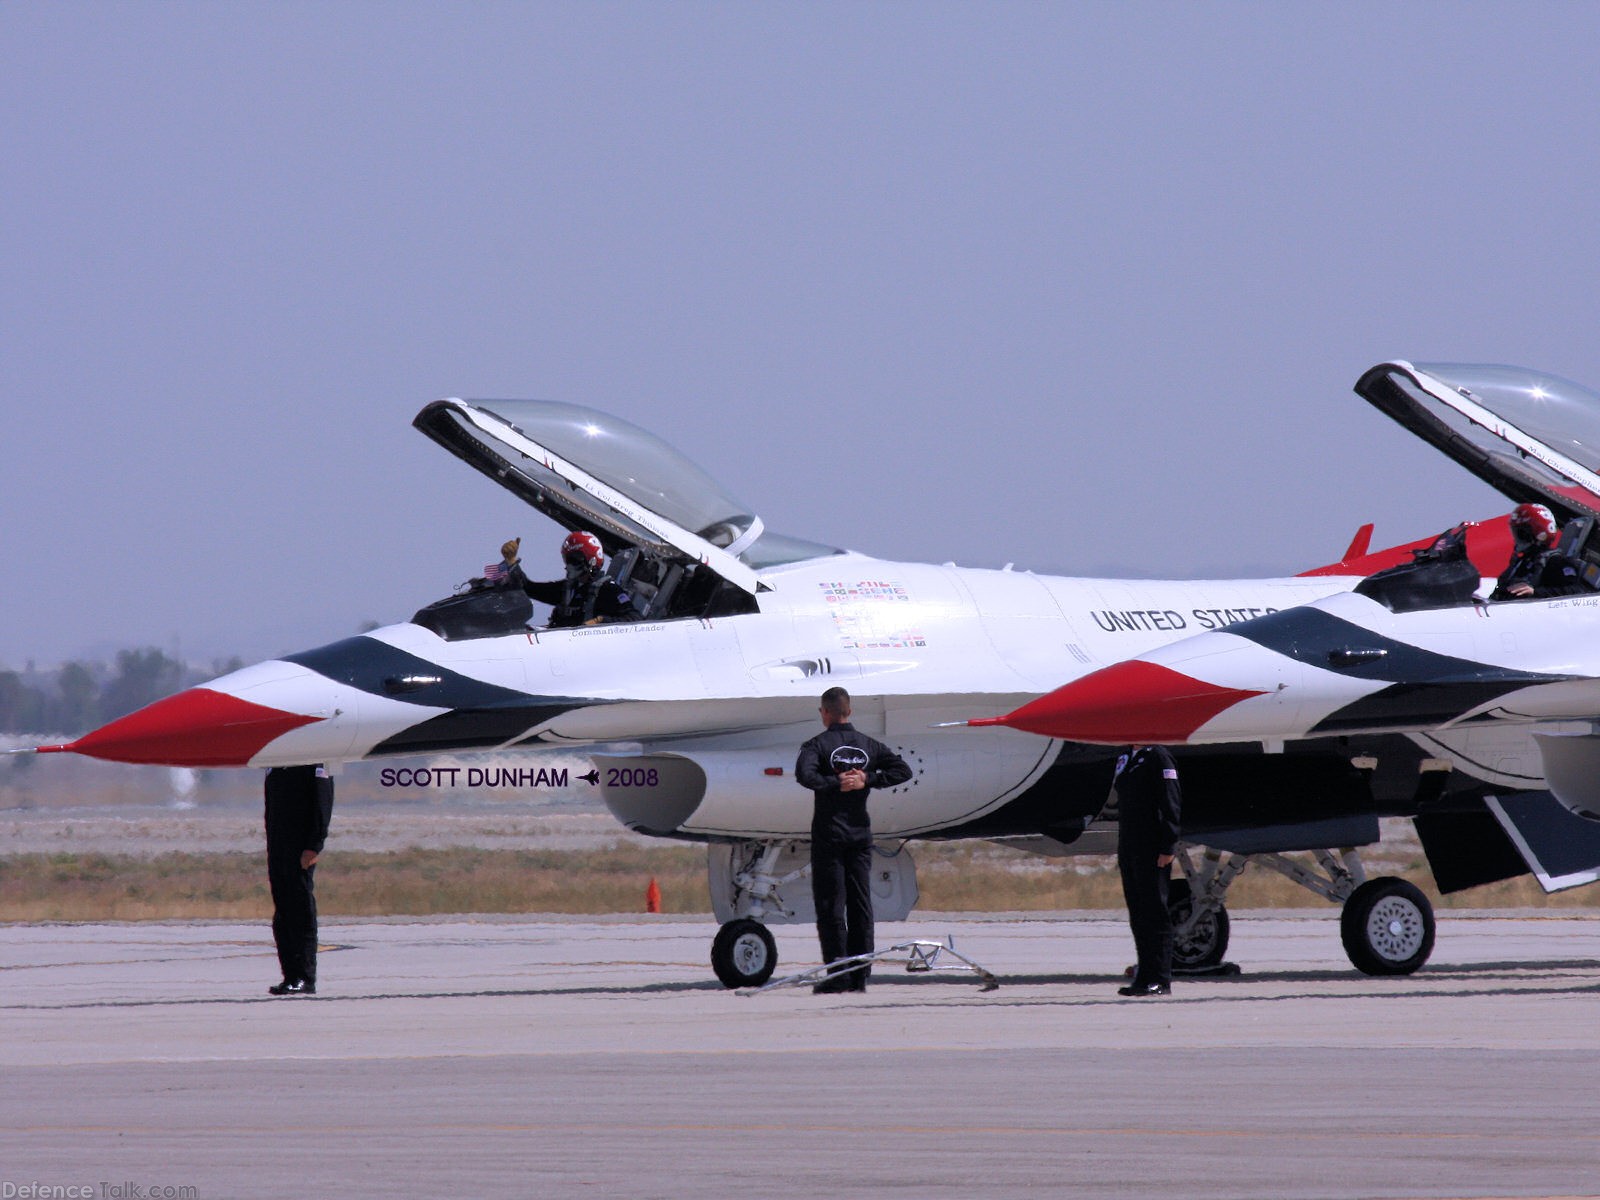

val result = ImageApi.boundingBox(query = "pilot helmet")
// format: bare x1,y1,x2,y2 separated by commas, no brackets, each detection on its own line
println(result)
561,530,605,574
1510,503,1558,550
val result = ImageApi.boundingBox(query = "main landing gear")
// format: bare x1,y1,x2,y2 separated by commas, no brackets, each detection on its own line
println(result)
1171,845,1436,976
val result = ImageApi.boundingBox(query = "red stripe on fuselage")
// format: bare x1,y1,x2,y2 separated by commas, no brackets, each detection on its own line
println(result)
40,688,324,767
972,660,1266,744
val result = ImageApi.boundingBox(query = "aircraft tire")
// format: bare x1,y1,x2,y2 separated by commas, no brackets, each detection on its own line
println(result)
1340,877,1435,976
1168,877,1230,970
711,918,778,988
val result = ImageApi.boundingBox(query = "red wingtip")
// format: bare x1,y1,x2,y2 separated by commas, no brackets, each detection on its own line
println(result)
983,660,1266,744
50,688,324,767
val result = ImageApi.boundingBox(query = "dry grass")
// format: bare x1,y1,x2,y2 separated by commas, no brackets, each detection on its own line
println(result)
2,841,1596,922
0,844,707,921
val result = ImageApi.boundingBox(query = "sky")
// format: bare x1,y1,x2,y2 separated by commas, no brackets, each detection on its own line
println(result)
7,1,1600,668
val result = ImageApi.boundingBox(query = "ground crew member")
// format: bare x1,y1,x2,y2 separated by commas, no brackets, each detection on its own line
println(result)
264,763,334,996
1114,745,1182,997
794,687,912,993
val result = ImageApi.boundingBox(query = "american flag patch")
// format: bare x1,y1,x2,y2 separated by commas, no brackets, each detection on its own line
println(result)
1162,768,1178,780
484,561,508,583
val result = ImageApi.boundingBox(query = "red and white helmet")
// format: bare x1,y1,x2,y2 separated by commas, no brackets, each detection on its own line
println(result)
561,530,605,572
1510,502,1559,549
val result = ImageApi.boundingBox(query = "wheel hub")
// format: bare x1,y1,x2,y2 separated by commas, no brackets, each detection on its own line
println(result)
1175,910,1220,961
1366,896,1425,960
733,933,769,973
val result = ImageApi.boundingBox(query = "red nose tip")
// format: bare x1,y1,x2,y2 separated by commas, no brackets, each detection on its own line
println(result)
970,660,1266,744
36,688,324,767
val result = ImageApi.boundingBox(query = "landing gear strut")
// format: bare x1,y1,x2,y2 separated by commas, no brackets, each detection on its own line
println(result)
1174,845,1436,976
708,841,808,989
704,839,922,989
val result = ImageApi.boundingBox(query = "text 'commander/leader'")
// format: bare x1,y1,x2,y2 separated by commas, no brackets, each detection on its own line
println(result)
794,687,912,994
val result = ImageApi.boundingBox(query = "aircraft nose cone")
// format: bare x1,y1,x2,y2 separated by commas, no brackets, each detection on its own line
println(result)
969,660,1267,744
36,687,325,767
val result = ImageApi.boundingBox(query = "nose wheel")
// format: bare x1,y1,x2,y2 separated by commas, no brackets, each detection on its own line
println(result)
711,918,778,988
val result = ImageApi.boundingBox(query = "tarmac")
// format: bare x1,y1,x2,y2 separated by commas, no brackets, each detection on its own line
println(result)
2,910,1598,1200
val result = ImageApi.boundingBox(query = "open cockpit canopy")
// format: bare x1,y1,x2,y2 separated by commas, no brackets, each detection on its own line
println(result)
414,398,840,595
1357,362,1600,525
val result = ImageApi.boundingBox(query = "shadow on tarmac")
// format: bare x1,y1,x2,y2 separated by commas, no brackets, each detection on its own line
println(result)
7,957,1596,1012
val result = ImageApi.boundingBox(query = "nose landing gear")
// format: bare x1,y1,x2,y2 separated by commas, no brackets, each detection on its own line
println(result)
711,918,778,988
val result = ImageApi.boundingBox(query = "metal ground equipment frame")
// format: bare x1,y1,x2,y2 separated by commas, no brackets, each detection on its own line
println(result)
747,937,999,994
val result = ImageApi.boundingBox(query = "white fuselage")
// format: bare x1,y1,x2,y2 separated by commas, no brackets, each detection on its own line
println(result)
216,553,1357,840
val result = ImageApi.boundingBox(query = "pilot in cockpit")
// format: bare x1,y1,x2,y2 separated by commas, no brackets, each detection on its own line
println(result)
501,531,638,628
1490,503,1591,600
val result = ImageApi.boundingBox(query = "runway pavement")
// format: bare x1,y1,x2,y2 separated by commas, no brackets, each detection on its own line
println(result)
2,910,1597,1199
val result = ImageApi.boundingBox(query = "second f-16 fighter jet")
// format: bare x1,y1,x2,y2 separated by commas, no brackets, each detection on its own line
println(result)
974,362,1600,963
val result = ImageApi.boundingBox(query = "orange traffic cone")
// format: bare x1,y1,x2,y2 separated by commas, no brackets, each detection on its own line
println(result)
645,877,662,913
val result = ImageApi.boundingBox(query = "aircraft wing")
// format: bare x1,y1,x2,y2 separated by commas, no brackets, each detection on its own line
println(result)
1485,789,1600,890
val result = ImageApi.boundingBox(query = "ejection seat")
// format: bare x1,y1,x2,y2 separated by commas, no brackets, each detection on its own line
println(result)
1555,516,1600,592
605,547,686,620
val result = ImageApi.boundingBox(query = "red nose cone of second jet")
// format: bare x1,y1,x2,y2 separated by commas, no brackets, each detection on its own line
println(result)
970,660,1267,744
35,688,324,767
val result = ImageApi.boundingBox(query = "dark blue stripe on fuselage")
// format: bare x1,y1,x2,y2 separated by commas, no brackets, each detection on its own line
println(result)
284,635,619,756
1308,680,1542,733
1223,606,1568,686
1223,606,1572,733
366,705,593,756
286,636,537,709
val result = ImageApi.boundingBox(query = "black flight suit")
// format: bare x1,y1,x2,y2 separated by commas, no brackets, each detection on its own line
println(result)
1114,746,1182,990
794,722,912,988
1490,548,1588,600
521,570,636,627
264,764,334,988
